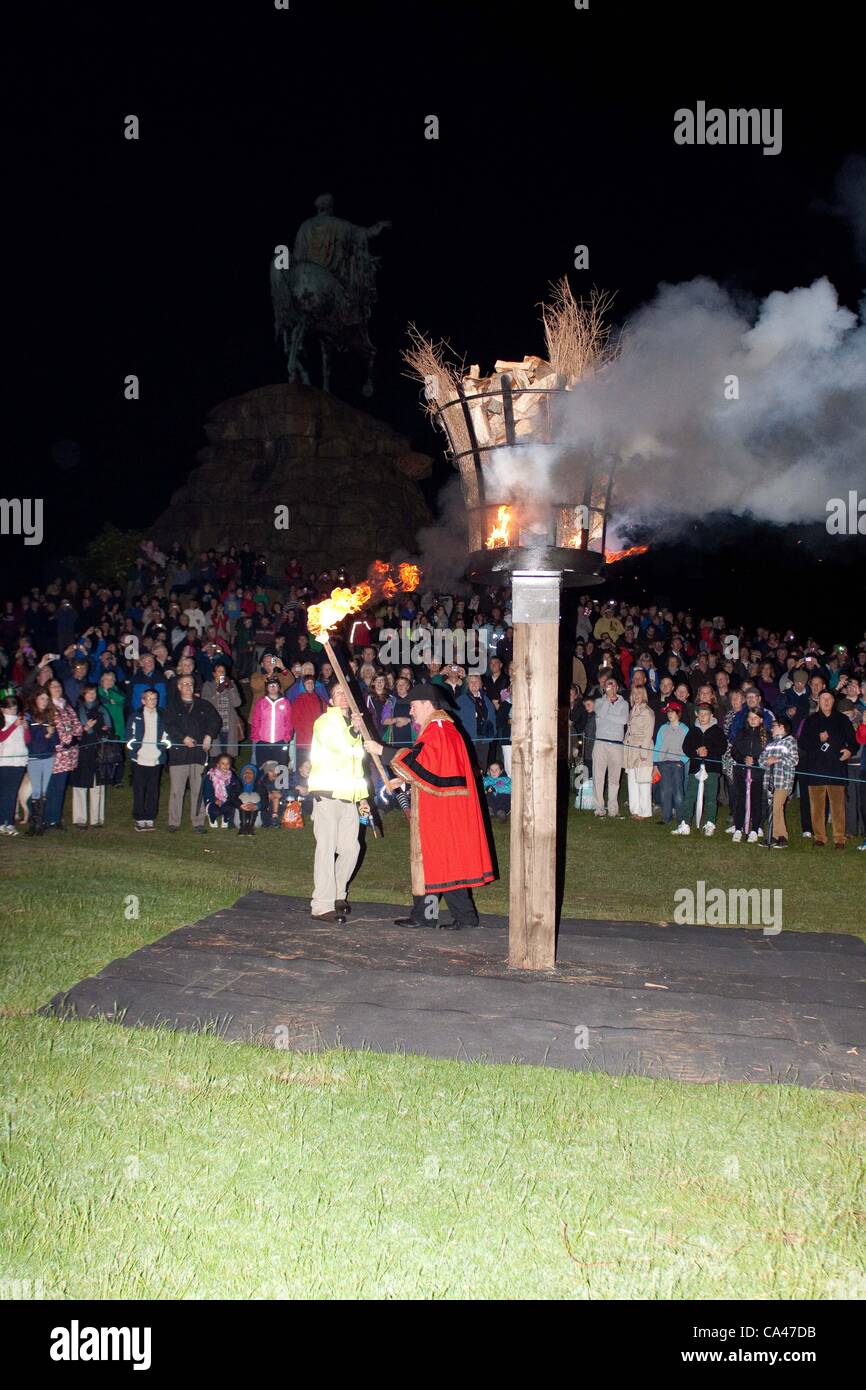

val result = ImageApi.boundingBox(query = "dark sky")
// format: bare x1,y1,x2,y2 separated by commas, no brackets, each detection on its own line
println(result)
6,2,864,630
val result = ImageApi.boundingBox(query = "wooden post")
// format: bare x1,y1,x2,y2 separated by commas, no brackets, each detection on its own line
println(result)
508,571,561,971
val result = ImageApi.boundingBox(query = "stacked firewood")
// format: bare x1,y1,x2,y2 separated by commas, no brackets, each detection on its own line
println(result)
459,355,563,446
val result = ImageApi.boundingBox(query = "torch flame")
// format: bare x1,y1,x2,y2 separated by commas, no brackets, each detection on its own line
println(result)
485,505,512,549
604,544,649,564
382,577,397,599
398,562,421,592
307,583,373,637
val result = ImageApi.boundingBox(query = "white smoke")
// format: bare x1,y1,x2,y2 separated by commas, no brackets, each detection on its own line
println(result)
489,275,866,534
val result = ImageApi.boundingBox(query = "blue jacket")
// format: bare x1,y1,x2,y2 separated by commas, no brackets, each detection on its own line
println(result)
125,709,171,764
457,689,497,742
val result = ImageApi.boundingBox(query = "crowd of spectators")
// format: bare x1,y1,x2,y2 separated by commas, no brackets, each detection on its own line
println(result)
0,540,863,850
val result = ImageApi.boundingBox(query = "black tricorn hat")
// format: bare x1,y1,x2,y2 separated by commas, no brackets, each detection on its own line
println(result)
406,682,445,707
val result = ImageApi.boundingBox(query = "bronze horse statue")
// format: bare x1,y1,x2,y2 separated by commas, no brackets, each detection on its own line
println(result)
271,195,390,397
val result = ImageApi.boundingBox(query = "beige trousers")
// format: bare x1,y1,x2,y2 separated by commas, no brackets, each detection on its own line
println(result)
72,785,105,826
593,743,624,815
311,796,360,915
169,764,205,828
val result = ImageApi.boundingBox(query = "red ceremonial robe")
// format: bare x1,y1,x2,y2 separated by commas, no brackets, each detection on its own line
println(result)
390,711,495,894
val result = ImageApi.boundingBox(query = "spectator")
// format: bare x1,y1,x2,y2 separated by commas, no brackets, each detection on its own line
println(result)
70,684,113,828
202,754,242,829
654,700,689,830
730,709,769,843
0,694,29,836
457,674,497,772
201,660,244,760
164,675,222,833
592,677,629,818
623,685,655,821
44,676,83,830
483,761,512,820
250,675,295,769
758,715,800,848
293,674,327,766
799,690,857,849
126,688,170,831
24,690,59,836
681,704,727,836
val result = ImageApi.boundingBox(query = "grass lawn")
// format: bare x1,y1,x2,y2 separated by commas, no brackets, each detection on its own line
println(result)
1,787,864,1299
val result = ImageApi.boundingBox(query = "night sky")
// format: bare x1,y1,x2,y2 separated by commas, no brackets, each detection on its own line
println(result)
6,2,864,633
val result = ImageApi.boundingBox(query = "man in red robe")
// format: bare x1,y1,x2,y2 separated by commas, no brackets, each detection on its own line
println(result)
364,683,495,929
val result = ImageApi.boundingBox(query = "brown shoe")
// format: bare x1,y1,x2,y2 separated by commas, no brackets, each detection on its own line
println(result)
834,842,846,850
311,910,347,923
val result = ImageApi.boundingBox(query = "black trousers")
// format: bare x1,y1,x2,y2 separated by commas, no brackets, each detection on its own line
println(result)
132,764,162,821
407,888,478,927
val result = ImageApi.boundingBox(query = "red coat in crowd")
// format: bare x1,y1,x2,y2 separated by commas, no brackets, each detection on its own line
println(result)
292,690,327,748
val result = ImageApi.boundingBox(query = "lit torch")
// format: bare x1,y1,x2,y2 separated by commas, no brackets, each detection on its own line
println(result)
398,562,421,592
307,577,415,819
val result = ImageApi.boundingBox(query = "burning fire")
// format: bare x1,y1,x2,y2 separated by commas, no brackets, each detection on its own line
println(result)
485,505,512,549
604,544,649,564
308,560,424,635
307,584,373,637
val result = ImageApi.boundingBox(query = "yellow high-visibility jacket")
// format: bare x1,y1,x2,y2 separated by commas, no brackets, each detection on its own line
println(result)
308,706,367,802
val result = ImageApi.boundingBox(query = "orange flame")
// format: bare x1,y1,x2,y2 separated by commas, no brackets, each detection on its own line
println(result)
485,505,512,549
398,562,421,592
604,544,649,564
371,559,390,577
307,583,373,636
382,577,397,599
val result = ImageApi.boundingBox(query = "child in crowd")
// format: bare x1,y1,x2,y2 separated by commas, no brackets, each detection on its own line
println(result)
289,757,313,818
236,763,261,836
483,761,512,820
255,759,289,827
758,715,800,848
202,754,242,829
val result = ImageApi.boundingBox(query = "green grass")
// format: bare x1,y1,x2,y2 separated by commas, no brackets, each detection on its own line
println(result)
0,787,864,1299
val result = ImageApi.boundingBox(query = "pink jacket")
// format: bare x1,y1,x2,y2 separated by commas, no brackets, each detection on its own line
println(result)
250,695,294,746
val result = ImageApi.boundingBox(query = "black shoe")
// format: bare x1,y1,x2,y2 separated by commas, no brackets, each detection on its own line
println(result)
438,920,467,931
194,825,206,834
312,911,347,924
393,917,431,928
168,825,179,833
335,900,351,914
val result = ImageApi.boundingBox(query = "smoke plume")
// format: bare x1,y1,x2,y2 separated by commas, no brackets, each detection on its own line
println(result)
489,275,866,540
